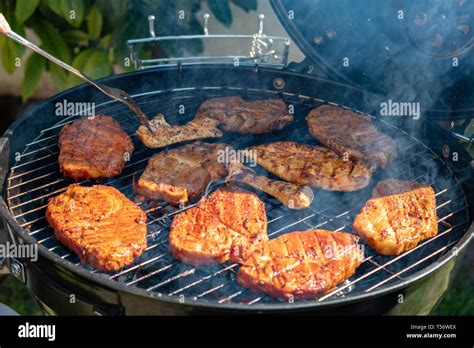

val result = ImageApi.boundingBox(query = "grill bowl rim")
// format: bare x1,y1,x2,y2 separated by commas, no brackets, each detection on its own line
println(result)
1,65,473,311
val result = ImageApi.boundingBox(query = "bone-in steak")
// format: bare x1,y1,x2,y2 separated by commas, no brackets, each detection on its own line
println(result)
249,141,371,191
237,229,363,299
353,183,438,255
58,115,134,180
169,187,268,265
307,105,396,172
136,142,229,205
195,96,293,133
46,185,147,271
136,114,223,149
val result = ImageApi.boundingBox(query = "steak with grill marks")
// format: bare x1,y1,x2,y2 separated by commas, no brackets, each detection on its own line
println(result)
249,141,371,191
58,115,134,180
306,105,397,172
237,229,363,299
46,185,147,271
353,183,438,255
169,187,268,265
194,96,293,133
136,142,229,205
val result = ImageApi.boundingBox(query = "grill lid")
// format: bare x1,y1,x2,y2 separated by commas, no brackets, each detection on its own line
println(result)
271,0,474,119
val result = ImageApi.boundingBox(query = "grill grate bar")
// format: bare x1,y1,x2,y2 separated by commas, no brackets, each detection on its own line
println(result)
9,152,57,171
207,200,465,305
365,240,458,292
168,264,238,296
146,269,196,291
4,86,471,307
317,216,469,302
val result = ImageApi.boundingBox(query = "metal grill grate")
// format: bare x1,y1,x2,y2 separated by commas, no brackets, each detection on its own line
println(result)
4,86,471,306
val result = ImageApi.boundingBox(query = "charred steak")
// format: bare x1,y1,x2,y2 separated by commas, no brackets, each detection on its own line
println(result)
169,187,268,265
237,229,363,299
249,141,371,191
58,115,134,180
195,96,293,133
46,185,147,271
306,105,396,172
137,142,229,205
353,183,438,255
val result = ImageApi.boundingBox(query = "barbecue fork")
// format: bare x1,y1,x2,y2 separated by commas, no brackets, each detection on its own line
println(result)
0,13,155,132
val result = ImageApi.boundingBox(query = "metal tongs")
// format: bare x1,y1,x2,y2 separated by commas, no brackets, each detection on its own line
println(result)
0,13,155,132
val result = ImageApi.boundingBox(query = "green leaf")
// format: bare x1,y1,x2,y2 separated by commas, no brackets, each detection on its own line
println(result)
209,0,232,27
47,0,62,16
87,5,103,40
15,0,40,24
22,54,46,101
61,0,84,28
67,49,111,87
2,40,17,74
99,34,112,49
48,63,69,91
31,19,71,63
63,30,89,43
231,0,257,12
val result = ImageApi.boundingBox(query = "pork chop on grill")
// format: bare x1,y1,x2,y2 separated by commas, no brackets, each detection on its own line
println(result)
136,114,223,149
237,229,363,299
136,142,229,205
58,115,134,180
194,96,293,133
306,105,397,172
169,187,268,265
353,182,438,255
248,141,371,191
46,185,147,271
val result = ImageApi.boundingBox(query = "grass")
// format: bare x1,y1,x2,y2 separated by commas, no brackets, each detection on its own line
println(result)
0,276,41,315
434,282,474,315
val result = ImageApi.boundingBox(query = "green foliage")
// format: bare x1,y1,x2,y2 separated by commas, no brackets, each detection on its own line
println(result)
14,0,40,24
87,5,102,40
22,53,46,101
1,0,258,100
209,0,232,27
30,19,71,63
61,0,84,28
232,0,257,12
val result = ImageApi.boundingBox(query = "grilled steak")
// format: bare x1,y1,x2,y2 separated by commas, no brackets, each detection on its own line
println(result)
170,187,268,265
195,96,293,133
372,178,427,198
58,115,134,180
353,185,438,255
306,105,396,172
46,185,147,271
227,161,314,209
249,141,371,191
237,229,363,299
136,114,223,149
137,142,229,205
